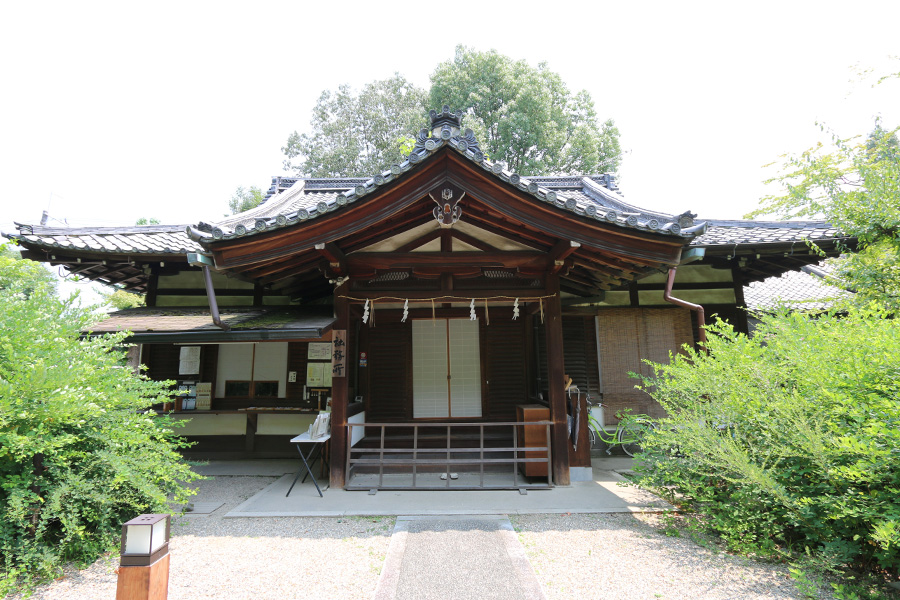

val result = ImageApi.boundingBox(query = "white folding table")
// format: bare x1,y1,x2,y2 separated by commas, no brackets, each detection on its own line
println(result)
286,433,331,497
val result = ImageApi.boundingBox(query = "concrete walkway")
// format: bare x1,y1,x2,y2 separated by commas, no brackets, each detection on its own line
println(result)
204,457,670,517
373,515,546,600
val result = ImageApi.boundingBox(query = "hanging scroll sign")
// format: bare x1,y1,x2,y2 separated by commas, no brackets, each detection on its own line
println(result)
331,330,347,378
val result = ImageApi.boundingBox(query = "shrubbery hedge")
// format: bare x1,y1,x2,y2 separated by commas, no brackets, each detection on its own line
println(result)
0,254,199,593
634,308,900,576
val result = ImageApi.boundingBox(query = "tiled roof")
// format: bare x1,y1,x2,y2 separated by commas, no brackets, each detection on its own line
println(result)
2,108,850,258
90,306,335,339
744,263,851,311
693,220,844,247
188,107,702,245
5,224,203,256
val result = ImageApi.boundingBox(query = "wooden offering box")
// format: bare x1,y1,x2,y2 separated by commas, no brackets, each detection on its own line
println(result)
516,404,549,477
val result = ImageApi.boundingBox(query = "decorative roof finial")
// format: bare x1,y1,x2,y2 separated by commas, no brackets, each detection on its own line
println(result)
430,105,463,138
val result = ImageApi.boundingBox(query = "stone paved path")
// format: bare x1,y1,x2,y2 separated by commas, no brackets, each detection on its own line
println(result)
374,515,546,600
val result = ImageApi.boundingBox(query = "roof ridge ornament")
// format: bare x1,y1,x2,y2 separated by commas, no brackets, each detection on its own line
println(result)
409,106,483,161
430,105,463,135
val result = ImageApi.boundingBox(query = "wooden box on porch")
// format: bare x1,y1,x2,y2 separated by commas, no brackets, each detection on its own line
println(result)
516,404,549,477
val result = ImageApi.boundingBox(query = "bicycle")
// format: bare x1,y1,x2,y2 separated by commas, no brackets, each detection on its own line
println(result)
585,396,656,457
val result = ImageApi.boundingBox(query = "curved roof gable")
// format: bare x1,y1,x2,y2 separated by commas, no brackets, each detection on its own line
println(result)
188,107,705,246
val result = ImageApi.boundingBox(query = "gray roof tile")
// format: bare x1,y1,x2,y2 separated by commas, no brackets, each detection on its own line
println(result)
4,224,203,256
745,263,851,311
692,220,844,247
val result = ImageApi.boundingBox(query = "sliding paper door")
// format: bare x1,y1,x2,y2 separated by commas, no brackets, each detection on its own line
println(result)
412,318,482,419
447,319,482,417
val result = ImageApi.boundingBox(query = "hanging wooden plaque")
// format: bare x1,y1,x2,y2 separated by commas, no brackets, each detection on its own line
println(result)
331,330,347,378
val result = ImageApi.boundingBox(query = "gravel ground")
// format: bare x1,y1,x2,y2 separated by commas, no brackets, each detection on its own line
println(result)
9,476,394,600
510,512,835,600
8,476,849,600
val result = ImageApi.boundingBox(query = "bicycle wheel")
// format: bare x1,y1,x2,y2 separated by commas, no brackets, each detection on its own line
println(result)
617,420,652,457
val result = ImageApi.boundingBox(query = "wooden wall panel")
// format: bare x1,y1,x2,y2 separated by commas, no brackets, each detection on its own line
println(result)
144,344,218,385
201,344,218,390
482,313,528,421
365,322,412,422
143,344,180,382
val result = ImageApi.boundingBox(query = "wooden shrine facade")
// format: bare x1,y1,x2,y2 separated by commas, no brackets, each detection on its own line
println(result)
4,108,854,489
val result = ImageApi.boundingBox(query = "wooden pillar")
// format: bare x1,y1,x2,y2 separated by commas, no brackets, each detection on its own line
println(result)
731,266,750,335
145,265,159,307
329,283,350,489
544,274,570,486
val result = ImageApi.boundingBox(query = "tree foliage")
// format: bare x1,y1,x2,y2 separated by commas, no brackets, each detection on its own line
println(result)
750,116,900,308
429,46,622,176
280,50,623,178
282,74,428,177
0,254,197,593
0,245,56,297
102,288,145,310
227,185,265,215
635,311,900,579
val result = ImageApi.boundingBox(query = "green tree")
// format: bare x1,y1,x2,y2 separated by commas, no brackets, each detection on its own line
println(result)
429,46,622,175
0,257,197,592
102,288,145,309
228,185,265,215
0,244,56,297
134,217,160,225
282,73,428,177
750,118,900,308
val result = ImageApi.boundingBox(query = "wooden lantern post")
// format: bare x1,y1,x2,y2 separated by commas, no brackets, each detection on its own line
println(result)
116,514,171,600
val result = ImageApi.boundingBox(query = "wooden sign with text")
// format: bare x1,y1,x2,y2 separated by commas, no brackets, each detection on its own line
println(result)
331,330,347,378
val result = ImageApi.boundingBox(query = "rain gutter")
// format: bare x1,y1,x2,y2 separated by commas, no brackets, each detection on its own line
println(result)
187,253,230,331
663,248,707,345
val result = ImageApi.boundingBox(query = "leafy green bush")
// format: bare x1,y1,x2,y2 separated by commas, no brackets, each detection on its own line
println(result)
634,307,900,576
0,253,199,593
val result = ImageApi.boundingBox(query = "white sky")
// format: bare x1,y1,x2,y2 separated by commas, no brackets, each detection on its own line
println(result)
1,1,898,240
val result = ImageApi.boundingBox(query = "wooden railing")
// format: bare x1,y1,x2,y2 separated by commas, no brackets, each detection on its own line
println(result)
345,421,553,491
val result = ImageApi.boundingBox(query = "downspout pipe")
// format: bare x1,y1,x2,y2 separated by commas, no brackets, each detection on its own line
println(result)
187,253,230,331
202,265,230,331
663,248,706,345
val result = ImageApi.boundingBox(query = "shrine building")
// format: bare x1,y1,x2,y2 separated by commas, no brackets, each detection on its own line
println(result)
5,107,852,490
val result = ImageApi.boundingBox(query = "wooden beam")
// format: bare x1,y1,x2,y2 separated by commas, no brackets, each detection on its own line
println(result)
341,211,435,254
346,251,548,272
549,240,580,274
314,242,347,275
336,289,557,301
449,229,498,252
393,228,442,253
249,254,321,283
462,207,552,251
562,270,606,292
146,265,159,306
628,282,640,307
731,266,750,335
155,288,257,296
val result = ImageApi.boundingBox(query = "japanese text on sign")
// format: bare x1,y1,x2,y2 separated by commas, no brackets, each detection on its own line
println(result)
331,330,347,378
